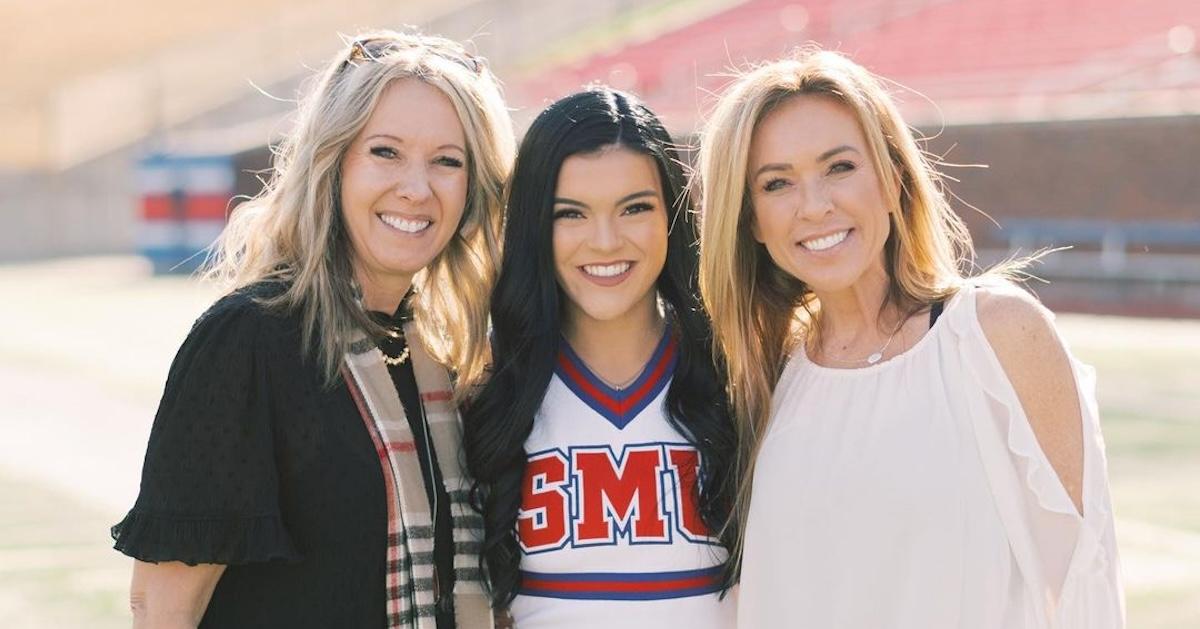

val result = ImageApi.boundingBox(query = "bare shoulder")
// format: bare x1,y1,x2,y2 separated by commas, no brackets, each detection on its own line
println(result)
974,283,1059,356
974,283,1085,513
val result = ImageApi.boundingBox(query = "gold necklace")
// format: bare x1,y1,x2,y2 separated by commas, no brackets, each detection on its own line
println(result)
380,327,410,366
381,347,410,366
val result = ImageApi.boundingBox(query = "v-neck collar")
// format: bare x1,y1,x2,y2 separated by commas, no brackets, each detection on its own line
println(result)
554,325,678,430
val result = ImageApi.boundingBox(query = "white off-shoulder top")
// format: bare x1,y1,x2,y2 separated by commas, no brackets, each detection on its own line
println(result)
738,284,1124,629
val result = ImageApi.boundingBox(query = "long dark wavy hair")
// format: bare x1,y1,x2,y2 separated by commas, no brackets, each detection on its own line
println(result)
463,87,738,605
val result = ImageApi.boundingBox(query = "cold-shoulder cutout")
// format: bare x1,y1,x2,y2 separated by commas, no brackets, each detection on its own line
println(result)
975,284,1085,515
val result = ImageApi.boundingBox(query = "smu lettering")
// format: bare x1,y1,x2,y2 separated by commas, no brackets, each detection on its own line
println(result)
519,443,713,552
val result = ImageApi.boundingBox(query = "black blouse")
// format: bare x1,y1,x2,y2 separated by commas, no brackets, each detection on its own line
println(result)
111,284,454,628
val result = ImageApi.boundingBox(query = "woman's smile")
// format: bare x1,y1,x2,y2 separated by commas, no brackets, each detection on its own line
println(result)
578,260,636,286
377,212,434,235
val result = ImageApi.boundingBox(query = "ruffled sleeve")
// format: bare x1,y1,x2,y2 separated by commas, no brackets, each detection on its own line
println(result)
111,292,302,566
944,285,1124,628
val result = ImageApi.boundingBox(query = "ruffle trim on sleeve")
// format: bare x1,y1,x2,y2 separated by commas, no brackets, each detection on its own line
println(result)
1065,356,1114,529
1055,354,1123,626
111,509,303,566
946,284,1123,626
945,285,1083,519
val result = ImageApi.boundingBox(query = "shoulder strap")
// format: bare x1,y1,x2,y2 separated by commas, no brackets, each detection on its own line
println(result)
929,300,946,328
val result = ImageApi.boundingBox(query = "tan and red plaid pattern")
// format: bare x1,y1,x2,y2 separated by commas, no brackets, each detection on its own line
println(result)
343,322,493,629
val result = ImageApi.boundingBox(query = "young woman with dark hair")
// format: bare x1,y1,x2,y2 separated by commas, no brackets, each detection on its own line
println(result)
463,88,736,628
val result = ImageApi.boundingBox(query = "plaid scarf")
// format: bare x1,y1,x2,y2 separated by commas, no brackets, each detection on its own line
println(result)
342,322,493,629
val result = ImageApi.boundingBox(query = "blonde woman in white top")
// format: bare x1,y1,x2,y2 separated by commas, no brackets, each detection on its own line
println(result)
696,50,1124,628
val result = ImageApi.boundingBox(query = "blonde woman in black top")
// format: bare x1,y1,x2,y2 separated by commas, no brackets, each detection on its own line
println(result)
111,31,514,628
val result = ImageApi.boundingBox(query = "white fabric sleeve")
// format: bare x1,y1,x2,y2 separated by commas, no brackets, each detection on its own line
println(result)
946,285,1125,628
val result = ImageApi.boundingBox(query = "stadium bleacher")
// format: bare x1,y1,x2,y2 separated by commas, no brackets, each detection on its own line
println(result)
513,0,1200,129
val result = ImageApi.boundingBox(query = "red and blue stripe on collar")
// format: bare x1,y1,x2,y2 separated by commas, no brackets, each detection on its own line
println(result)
555,327,678,430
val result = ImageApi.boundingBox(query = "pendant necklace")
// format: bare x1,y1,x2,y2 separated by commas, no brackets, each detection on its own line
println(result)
819,313,910,366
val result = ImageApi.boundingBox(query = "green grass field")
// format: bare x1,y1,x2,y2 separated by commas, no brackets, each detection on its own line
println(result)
1058,316,1200,626
0,257,1196,627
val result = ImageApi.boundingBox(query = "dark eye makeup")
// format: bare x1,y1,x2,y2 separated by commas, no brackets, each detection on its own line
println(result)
553,208,584,220
622,202,656,215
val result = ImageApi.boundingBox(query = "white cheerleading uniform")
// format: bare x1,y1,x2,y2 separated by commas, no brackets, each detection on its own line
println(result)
509,330,733,629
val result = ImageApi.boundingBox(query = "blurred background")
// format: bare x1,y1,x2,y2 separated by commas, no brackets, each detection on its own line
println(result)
1,0,1197,626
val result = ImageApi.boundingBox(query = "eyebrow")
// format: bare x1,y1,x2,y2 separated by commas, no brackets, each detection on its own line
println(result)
553,189,657,208
751,145,860,179
364,134,465,153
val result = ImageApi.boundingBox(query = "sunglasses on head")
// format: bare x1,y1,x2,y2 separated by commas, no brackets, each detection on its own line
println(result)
343,36,486,75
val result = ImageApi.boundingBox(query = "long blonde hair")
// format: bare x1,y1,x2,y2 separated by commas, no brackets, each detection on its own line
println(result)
206,30,515,390
697,49,982,571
